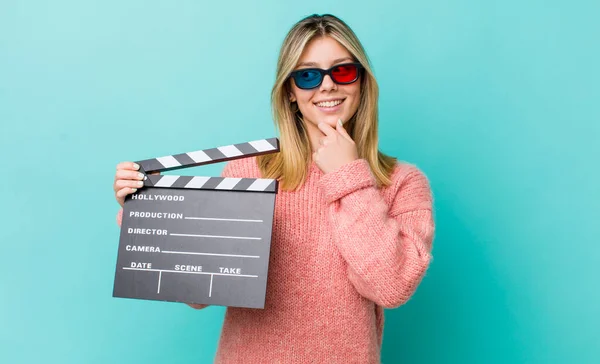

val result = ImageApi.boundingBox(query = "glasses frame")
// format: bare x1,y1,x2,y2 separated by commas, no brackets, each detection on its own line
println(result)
288,62,364,90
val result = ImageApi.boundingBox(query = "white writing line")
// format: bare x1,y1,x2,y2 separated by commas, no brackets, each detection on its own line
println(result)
123,267,258,278
162,250,260,259
170,233,261,240
157,271,162,294
209,274,214,297
185,217,263,223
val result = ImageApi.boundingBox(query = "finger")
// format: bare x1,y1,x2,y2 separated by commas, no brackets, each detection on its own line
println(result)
115,186,138,199
336,118,354,142
317,122,336,138
113,178,143,193
114,179,145,190
116,169,146,181
116,161,140,171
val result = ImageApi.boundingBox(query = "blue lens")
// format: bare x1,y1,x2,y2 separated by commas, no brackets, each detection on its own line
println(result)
294,69,322,89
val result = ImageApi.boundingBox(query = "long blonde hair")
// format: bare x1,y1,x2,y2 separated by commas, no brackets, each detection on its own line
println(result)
257,14,397,191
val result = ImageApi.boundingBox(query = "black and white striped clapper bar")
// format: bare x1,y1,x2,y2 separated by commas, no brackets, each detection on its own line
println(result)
112,138,279,309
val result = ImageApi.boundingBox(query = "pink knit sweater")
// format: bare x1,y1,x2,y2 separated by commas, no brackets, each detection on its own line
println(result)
117,157,435,363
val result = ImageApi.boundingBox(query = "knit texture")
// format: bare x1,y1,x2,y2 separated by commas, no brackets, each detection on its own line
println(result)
116,157,435,363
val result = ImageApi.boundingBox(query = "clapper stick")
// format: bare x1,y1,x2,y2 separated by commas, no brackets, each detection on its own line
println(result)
136,137,279,174
139,137,279,193
113,137,280,309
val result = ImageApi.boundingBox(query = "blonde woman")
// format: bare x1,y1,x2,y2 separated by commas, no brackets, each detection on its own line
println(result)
113,13,435,364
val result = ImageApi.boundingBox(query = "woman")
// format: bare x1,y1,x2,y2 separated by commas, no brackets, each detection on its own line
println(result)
113,13,434,364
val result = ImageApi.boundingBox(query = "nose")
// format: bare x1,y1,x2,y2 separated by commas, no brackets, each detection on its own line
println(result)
319,74,337,92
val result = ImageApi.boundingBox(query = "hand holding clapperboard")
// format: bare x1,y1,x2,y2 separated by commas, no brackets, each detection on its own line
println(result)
113,138,280,309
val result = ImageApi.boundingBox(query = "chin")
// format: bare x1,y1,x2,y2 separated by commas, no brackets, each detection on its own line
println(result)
318,115,343,126
303,113,346,128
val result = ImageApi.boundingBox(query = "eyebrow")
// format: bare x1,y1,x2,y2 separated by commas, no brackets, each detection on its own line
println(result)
296,57,354,68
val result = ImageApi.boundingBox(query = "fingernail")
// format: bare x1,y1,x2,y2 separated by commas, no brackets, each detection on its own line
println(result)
131,188,137,193
337,118,343,126
137,172,144,179
137,181,144,187
133,163,140,170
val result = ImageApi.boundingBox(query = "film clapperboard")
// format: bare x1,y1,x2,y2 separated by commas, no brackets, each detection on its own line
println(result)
113,138,280,309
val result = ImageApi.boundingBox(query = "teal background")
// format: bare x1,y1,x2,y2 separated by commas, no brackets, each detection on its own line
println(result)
1,0,598,363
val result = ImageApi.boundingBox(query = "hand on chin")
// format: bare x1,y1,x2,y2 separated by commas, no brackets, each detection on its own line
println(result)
312,119,358,174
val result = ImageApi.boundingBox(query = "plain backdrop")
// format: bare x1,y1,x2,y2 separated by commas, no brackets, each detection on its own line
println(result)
1,1,598,363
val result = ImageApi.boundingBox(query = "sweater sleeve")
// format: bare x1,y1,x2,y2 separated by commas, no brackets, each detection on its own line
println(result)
318,158,435,308
114,161,239,310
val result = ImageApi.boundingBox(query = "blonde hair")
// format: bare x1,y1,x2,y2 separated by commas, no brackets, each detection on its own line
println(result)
257,14,397,191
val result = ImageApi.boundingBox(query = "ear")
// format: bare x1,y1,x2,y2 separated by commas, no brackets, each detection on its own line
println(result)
289,92,296,103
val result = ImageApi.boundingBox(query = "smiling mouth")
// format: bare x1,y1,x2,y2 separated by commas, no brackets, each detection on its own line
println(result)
314,99,345,108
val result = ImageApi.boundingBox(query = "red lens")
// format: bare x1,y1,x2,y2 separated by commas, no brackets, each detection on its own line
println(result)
331,64,358,83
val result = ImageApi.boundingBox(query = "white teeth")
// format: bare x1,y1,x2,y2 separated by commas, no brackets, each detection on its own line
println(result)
315,99,343,108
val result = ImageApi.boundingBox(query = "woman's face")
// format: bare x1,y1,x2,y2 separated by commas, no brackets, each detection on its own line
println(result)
289,36,361,129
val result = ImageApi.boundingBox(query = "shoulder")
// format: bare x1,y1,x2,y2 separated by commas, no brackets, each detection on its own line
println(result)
387,160,431,190
221,156,261,178
383,160,433,215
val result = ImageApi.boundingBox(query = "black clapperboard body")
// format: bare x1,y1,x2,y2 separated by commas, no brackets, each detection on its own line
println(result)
113,138,279,309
